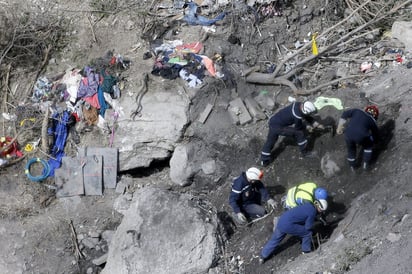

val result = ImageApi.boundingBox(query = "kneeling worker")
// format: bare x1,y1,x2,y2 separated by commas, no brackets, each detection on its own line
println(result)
229,167,277,225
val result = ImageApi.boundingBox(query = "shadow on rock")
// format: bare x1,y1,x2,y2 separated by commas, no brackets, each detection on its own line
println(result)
217,211,236,238
373,118,395,162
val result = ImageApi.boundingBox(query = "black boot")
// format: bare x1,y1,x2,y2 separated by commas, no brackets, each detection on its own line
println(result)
302,150,316,158
260,159,271,167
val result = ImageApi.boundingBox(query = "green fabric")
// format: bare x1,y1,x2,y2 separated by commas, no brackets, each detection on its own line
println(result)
100,69,118,94
314,96,343,110
167,57,188,66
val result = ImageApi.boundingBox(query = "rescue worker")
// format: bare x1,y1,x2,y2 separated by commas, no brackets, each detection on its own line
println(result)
281,182,328,209
272,182,328,231
336,105,379,171
229,167,277,225
260,101,324,166
259,199,328,264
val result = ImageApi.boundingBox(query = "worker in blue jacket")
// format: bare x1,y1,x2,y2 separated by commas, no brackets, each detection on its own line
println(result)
259,200,328,264
229,167,277,225
336,105,379,171
260,101,324,166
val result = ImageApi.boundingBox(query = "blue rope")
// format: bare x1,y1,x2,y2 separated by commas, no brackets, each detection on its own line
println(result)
25,157,50,182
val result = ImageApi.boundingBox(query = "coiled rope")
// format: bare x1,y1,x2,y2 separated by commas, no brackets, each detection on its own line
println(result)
25,157,50,182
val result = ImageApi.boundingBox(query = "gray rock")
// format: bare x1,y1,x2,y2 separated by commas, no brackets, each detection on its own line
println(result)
92,253,108,266
102,230,115,244
320,152,341,178
102,186,218,274
201,160,216,175
115,88,189,171
169,144,195,186
386,232,401,243
392,21,412,52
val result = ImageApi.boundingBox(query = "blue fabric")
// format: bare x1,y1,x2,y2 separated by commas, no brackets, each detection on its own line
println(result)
342,109,379,166
261,102,313,160
229,172,270,216
47,111,70,176
183,2,226,26
260,203,316,259
98,85,108,117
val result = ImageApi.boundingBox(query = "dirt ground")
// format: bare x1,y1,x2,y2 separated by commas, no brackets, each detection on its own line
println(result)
1,1,412,274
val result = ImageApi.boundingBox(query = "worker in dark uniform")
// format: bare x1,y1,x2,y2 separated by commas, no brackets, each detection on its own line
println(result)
337,105,379,171
259,200,328,264
260,101,324,166
229,167,277,225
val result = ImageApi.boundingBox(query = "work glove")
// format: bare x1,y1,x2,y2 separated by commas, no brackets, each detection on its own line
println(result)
236,212,247,224
306,125,314,133
267,199,277,210
319,216,328,226
336,118,346,135
313,121,325,130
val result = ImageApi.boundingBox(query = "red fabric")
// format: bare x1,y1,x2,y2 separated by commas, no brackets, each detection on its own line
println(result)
0,136,23,158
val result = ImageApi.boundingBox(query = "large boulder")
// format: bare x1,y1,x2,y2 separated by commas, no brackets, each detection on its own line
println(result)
115,88,189,171
392,21,412,52
102,186,219,274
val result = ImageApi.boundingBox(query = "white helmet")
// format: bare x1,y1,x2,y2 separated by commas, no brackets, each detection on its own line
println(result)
302,101,317,115
314,199,328,211
246,167,263,181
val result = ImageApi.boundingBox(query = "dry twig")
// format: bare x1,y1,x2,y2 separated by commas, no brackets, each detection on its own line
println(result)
245,0,412,93
69,220,85,261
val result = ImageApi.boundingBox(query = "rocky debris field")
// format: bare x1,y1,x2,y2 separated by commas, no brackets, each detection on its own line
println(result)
1,0,412,274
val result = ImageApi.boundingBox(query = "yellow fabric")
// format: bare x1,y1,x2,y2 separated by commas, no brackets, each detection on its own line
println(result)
314,96,343,110
311,33,318,56
285,182,317,208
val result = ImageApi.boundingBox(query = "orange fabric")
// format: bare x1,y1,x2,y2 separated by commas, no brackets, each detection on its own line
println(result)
83,105,99,126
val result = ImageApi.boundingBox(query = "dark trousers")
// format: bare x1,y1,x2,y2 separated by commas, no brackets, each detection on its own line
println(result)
261,224,312,259
345,135,373,167
261,126,307,161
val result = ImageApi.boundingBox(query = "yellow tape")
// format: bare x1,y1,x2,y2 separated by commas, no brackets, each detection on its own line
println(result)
24,144,34,152
312,33,318,56
20,118,36,127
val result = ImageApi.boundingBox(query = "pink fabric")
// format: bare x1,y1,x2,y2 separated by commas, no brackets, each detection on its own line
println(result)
201,55,216,77
83,93,100,109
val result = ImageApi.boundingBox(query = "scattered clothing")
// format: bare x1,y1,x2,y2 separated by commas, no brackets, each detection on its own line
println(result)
77,66,100,98
183,2,227,26
47,111,71,176
61,69,82,103
179,68,203,88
